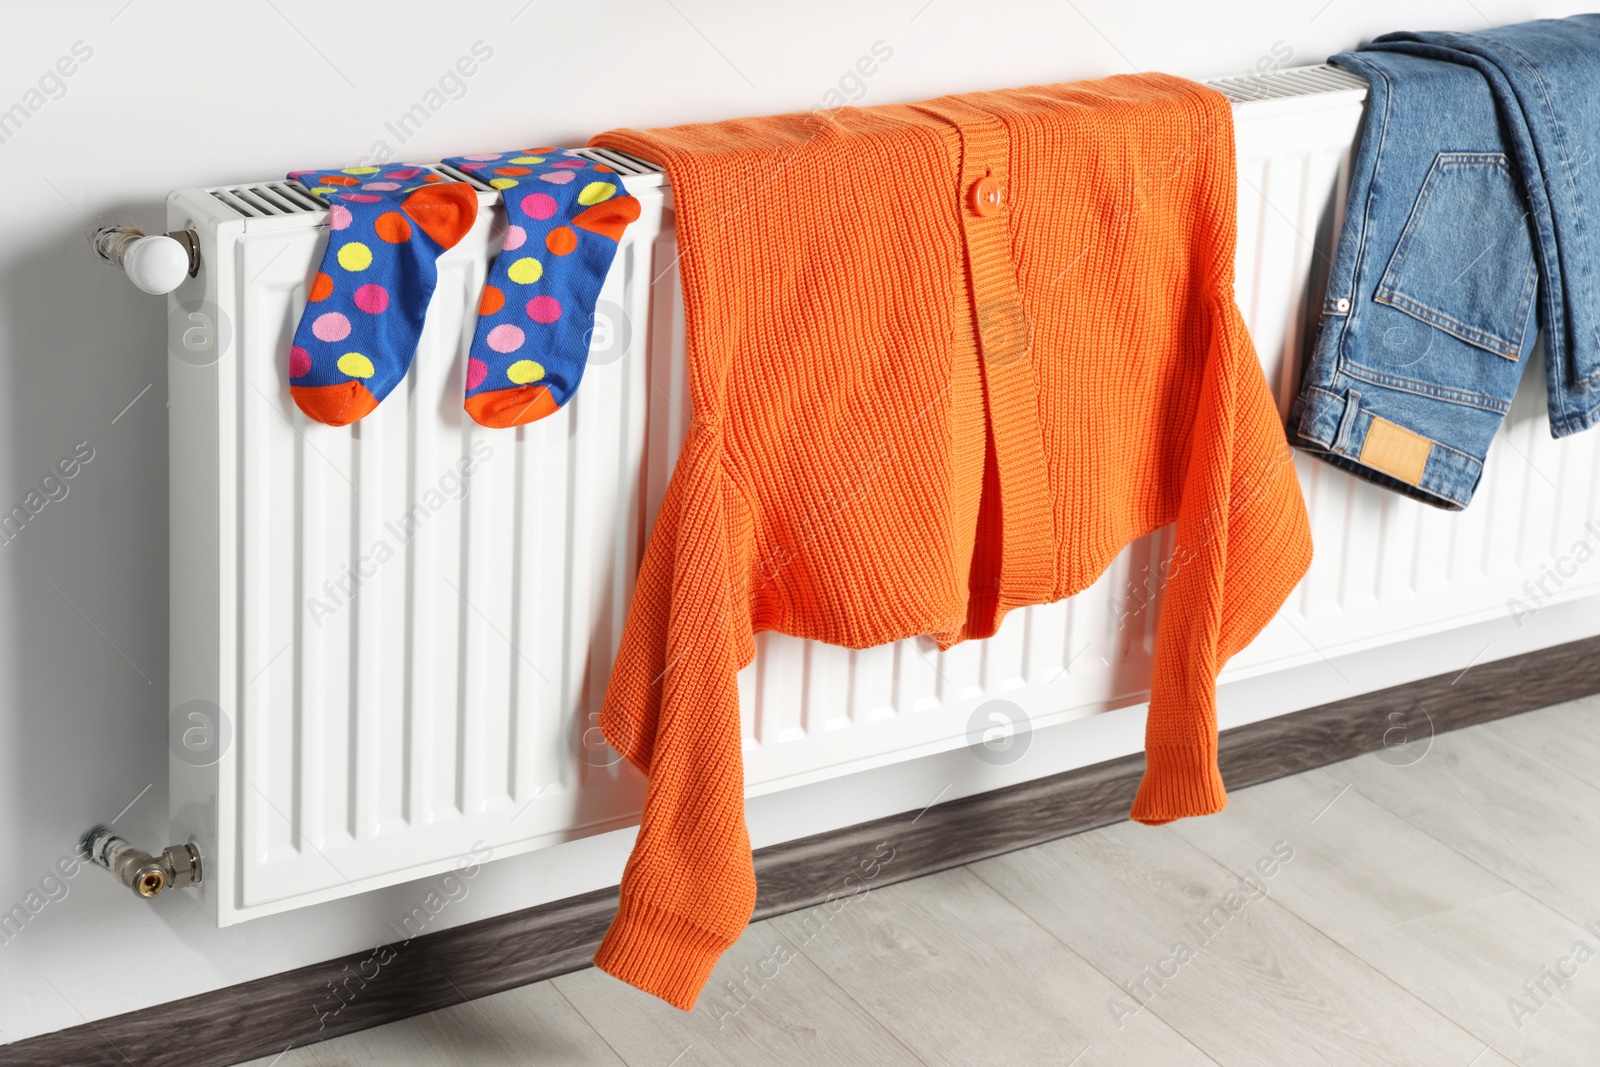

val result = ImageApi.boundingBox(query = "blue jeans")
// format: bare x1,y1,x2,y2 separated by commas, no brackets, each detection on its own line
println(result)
1291,17,1600,509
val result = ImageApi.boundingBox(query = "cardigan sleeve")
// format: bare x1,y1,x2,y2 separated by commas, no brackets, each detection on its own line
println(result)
1129,290,1313,825
591,426,759,1010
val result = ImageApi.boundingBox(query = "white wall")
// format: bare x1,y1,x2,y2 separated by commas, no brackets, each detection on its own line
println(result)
0,0,1593,1044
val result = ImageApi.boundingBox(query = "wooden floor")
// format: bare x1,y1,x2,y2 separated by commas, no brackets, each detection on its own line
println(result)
242,694,1600,1067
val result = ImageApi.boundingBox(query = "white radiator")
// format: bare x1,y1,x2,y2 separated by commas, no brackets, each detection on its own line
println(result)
167,66,1600,925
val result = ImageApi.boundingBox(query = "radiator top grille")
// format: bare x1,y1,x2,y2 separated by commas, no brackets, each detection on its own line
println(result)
204,65,1366,220
207,148,664,219
207,181,327,218
1207,62,1367,103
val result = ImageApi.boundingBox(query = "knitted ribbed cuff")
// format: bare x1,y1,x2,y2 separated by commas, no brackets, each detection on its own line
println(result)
1128,745,1228,826
592,894,736,1011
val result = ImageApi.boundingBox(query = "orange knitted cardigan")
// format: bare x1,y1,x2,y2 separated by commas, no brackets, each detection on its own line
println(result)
587,73,1312,1009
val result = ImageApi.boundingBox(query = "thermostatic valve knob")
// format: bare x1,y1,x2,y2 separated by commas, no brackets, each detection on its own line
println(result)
92,225,200,295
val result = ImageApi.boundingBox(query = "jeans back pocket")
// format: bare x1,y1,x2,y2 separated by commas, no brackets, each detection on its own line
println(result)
1375,152,1537,362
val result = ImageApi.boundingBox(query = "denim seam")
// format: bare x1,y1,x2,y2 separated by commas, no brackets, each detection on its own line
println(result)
1372,289,1527,359
1337,59,1388,375
1511,225,1540,355
1305,447,1470,509
1552,398,1600,436
1324,56,1383,310
1338,363,1512,414
1492,39,1600,364
1491,51,1580,391
1295,423,1480,501
1301,383,1483,467
1333,58,1388,370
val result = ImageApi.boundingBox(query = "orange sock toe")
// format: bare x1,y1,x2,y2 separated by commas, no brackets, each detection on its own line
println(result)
572,195,642,241
291,381,380,427
464,385,560,427
402,183,479,250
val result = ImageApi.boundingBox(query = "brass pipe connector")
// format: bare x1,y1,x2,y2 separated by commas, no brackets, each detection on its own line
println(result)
80,825,203,899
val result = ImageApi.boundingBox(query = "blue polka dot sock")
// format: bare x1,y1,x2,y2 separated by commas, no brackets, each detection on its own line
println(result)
286,166,478,426
441,148,641,427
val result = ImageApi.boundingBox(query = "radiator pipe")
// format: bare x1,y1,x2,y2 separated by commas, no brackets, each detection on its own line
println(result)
79,825,203,899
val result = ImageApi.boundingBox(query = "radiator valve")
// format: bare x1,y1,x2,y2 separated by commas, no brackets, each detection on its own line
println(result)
91,224,200,295
79,825,203,899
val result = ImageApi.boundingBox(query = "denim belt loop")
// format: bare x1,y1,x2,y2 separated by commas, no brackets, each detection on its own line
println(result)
1333,390,1362,454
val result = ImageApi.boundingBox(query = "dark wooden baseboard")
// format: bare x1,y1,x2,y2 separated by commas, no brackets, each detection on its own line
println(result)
16,633,1600,1066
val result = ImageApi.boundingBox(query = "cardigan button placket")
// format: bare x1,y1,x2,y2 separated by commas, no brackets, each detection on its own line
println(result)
912,99,1059,623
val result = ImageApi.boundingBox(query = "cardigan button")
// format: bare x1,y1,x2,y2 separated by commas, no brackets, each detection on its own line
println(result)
970,175,1004,217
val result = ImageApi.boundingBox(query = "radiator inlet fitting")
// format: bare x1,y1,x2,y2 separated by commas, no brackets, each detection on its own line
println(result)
80,825,203,899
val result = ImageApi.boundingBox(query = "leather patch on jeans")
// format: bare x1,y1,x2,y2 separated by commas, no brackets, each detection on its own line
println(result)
1359,416,1433,486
